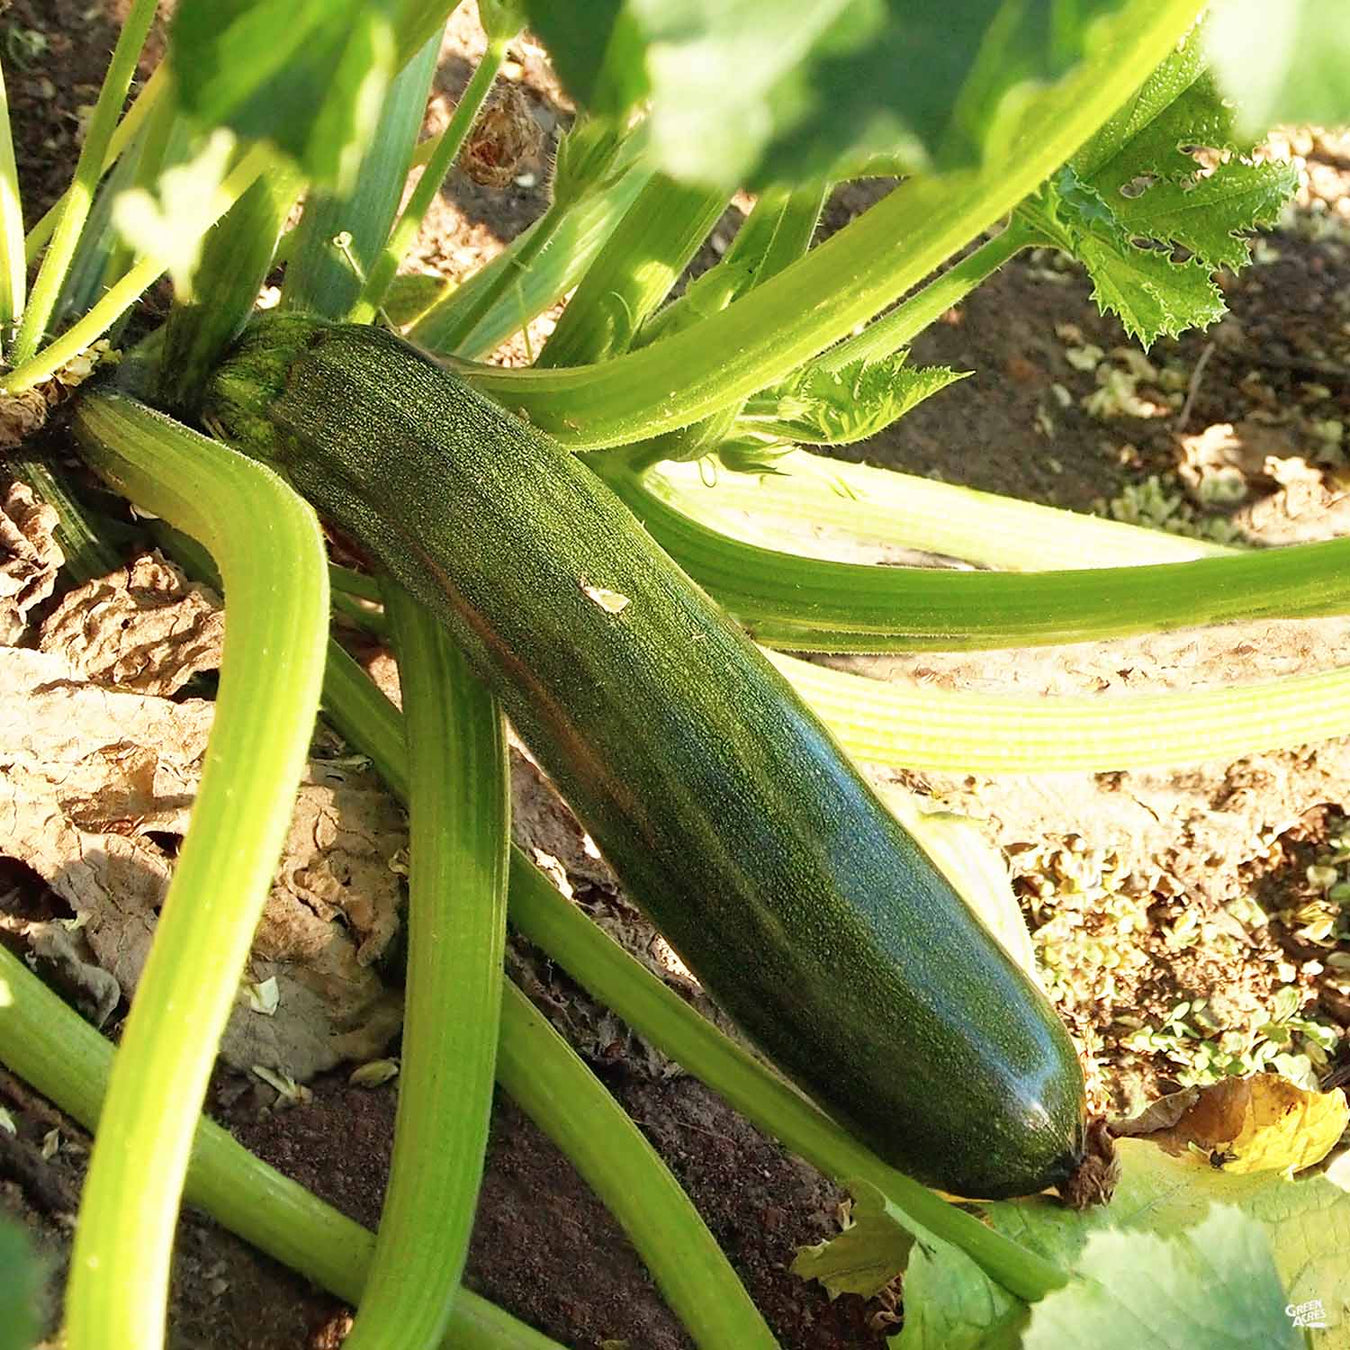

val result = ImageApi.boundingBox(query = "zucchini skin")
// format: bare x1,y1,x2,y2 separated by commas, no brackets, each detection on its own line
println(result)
207,315,1086,1200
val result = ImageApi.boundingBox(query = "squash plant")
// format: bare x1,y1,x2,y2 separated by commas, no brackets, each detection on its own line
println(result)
0,1,1347,1348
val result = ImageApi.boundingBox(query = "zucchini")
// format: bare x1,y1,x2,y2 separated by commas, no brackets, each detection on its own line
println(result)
205,315,1088,1201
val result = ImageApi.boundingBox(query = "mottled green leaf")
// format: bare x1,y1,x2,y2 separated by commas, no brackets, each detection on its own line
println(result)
1022,1208,1298,1350
544,0,1133,189
791,1181,914,1300
1074,229,1227,344
519,0,648,117
1207,0,1350,134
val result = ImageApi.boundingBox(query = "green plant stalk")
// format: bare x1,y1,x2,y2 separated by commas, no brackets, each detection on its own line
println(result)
409,153,652,357
0,945,563,1350
282,30,442,319
772,649,1350,773
451,0,1203,447
599,466,1347,651
333,588,388,635
644,452,1233,570
343,586,510,1350
503,854,1066,1302
323,639,411,795
151,520,382,605
317,643,1067,1302
351,36,510,324
534,174,729,367
815,223,1029,373
646,179,828,462
420,204,563,356
159,161,305,413
7,456,120,583
63,393,329,1350
0,56,26,334
497,984,781,1349
85,80,183,322
24,64,168,265
2,145,274,393
10,0,159,364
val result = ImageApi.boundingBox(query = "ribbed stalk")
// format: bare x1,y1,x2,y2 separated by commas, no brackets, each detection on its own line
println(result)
10,0,159,363
0,943,564,1349
63,394,328,1350
350,37,510,324
534,175,729,367
643,452,1232,570
601,467,1347,652
341,587,509,1350
451,1,1205,448
497,985,781,1350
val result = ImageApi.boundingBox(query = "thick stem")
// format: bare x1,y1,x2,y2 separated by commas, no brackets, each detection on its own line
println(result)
62,395,328,1350
497,985,781,1349
342,587,509,1350
2,147,273,393
817,223,1029,371
0,944,563,1349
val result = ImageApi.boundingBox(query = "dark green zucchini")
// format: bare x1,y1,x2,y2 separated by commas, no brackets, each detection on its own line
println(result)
206,314,1087,1200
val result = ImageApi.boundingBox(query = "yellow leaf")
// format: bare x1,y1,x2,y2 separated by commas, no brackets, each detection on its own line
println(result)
1132,1075,1349,1175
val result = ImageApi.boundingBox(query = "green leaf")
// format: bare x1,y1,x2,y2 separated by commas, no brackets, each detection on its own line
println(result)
168,0,397,191
1017,28,1298,346
0,1217,41,1350
1022,1208,1298,1349
519,0,648,117
604,0,1134,189
1207,0,1350,135
791,1180,914,1301
892,1139,1350,1349
1073,227,1227,345
741,353,967,445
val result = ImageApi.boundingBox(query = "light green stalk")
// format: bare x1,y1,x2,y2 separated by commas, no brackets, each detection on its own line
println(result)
2,145,274,393
451,1,1206,447
0,57,26,336
24,65,168,264
342,587,509,1350
351,37,510,323
63,394,329,1350
0,944,563,1349
10,0,159,363
497,985,781,1349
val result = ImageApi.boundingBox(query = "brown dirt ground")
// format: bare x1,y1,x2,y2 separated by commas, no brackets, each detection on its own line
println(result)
1,4,1349,1349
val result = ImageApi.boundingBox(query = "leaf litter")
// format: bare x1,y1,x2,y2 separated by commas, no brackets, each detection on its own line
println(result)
0,538,406,1080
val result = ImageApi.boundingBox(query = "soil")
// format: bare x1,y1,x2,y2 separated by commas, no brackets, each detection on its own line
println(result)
1,4,1349,1349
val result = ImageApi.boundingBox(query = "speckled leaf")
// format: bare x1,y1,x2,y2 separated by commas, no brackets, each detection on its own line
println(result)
1074,230,1227,344
1115,161,1297,273
744,354,967,446
1022,1207,1298,1350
